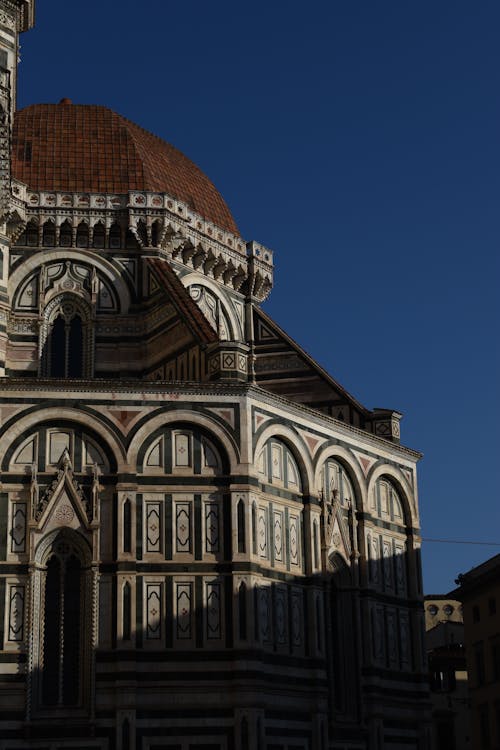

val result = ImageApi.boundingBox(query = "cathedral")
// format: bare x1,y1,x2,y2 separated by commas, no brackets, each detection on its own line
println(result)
0,3,431,749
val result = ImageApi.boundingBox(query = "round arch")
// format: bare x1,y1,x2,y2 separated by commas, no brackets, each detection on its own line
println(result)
253,423,313,496
366,464,416,528
136,420,231,475
8,249,132,313
0,407,126,471
313,445,367,511
180,271,243,341
127,409,240,473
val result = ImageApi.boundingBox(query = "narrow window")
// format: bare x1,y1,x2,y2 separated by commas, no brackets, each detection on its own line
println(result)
122,718,130,750
42,222,55,246
251,503,257,555
67,315,83,378
50,315,66,377
49,314,84,378
237,499,246,553
123,499,132,553
76,223,89,248
123,582,131,641
109,223,121,249
241,716,249,750
27,222,38,246
151,221,160,247
93,223,105,248
238,582,247,640
59,221,72,247
42,552,82,706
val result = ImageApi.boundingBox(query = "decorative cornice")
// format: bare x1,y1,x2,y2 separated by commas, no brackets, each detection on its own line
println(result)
14,187,274,302
0,377,422,461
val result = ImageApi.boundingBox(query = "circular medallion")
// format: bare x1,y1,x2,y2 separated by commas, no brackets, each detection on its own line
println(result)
54,504,75,525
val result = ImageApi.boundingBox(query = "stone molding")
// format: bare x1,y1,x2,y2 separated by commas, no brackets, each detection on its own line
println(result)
0,377,422,461
10,187,274,301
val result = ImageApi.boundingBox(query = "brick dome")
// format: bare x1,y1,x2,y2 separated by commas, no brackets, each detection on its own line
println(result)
12,102,239,235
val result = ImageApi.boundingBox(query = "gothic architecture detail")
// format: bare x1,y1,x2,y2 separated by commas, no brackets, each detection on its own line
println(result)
0,3,431,748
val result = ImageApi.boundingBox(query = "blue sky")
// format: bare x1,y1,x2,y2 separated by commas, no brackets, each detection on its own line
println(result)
17,0,500,593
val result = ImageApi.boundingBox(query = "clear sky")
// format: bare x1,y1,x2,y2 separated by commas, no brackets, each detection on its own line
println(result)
17,0,500,594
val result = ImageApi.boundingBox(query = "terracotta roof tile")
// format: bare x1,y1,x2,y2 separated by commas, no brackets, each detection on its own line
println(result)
12,102,239,235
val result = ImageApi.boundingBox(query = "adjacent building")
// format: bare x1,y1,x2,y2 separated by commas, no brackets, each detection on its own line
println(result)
451,555,500,750
424,596,470,750
0,2,431,748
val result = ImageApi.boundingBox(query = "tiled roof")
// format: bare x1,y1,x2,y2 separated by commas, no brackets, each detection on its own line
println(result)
12,101,239,235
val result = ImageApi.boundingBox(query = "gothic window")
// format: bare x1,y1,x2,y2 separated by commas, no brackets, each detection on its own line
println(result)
151,220,161,247
31,529,94,713
76,222,89,248
109,223,121,249
40,295,92,378
42,220,55,247
26,221,38,246
42,551,81,706
59,220,72,247
92,222,105,248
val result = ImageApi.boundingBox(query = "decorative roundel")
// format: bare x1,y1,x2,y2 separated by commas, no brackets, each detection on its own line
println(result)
54,504,75,525
443,604,454,617
427,604,438,616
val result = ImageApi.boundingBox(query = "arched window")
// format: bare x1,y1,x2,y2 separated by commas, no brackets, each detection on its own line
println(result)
32,530,93,711
59,220,72,247
42,550,82,706
151,220,161,247
76,222,89,248
92,222,105,248
48,313,83,377
109,223,121,249
41,295,92,378
26,221,38,246
42,221,56,247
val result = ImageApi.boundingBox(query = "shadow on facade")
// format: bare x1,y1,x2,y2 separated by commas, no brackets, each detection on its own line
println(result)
0,547,431,750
